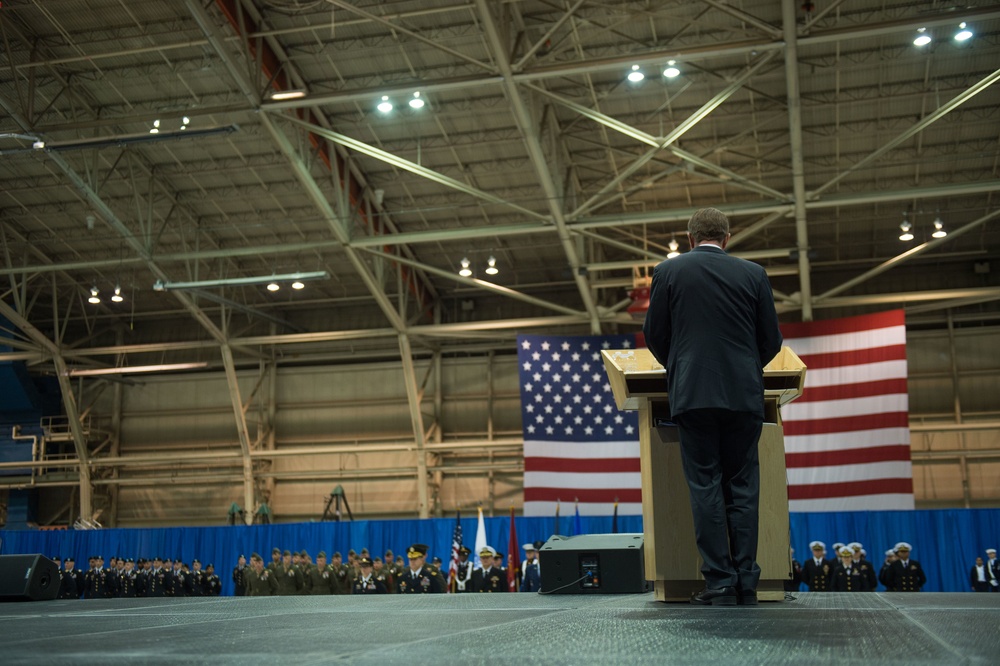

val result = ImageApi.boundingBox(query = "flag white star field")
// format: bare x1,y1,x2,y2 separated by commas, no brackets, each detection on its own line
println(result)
780,310,915,511
517,333,642,517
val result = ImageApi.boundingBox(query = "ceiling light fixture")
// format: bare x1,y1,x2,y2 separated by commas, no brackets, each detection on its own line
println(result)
932,217,947,238
899,214,914,241
408,91,425,109
111,285,124,303
667,238,680,259
149,119,160,134
627,64,644,83
913,27,932,46
270,90,306,101
663,60,680,78
180,116,190,131
291,281,305,290
152,271,329,291
459,257,472,277
954,22,973,41
66,362,209,377
377,95,393,113
485,256,499,276
88,286,101,304
266,282,280,292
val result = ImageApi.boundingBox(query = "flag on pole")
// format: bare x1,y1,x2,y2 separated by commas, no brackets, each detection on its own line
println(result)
447,510,463,593
517,333,642,517
780,310,915,511
474,506,488,568
573,500,583,536
507,507,521,592
553,499,560,535
611,500,619,534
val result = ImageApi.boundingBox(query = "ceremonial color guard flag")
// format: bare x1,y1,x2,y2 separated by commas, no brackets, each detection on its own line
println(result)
517,333,641,517
780,310,915,511
447,511,462,593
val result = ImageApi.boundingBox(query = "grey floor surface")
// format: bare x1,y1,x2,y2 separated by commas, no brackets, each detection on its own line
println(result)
1,592,998,665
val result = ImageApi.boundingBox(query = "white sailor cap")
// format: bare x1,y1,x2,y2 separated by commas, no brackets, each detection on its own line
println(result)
847,542,863,551
522,542,538,551
809,541,826,550
885,549,896,557
838,547,853,557
831,542,845,552
893,542,912,553
987,548,997,554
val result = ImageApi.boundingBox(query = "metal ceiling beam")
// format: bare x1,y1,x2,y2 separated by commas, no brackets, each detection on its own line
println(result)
277,113,547,221
782,0,814,321
814,208,1000,303
0,298,92,521
359,248,584,317
702,0,783,38
220,343,256,525
398,332,430,518
475,0,601,332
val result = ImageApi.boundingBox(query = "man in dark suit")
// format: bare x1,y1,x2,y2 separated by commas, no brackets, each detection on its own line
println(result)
643,207,782,606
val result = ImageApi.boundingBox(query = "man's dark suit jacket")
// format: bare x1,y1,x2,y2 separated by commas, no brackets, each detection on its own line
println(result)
643,244,782,418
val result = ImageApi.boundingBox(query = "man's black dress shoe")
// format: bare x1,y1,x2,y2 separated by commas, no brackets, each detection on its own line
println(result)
738,590,758,606
690,586,738,606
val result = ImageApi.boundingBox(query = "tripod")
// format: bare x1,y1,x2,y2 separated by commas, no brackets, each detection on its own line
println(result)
321,485,354,521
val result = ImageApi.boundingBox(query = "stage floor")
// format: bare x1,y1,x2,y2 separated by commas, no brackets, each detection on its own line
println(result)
2,592,997,664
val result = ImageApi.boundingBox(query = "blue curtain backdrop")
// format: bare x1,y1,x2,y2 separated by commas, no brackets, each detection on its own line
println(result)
2,509,997,595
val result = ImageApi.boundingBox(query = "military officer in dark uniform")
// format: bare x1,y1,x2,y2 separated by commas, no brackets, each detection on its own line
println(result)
168,559,187,597
878,549,896,590
454,546,474,592
986,548,1000,592
245,553,278,596
203,564,222,595
233,554,249,597
116,558,139,598
185,559,205,596
58,557,81,599
847,543,878,591
520,542,542,592
352,557,388,594
83,555,113,599
832,547,870,592
275,550,304,596
886,542,927,592
472,546,506,593
134,559,149,597
305,551,334,595
396,544,442,594
146,557,169,597
802,541,832,591
784,548,803,592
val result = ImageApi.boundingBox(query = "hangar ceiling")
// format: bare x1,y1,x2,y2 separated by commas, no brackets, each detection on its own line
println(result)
1,1,999,522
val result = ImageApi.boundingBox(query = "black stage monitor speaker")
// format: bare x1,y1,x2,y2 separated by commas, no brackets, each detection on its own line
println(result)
0,554,60,602
539,533,649,594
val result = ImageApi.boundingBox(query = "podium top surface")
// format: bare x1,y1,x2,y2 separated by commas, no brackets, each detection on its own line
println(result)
602,346,806,411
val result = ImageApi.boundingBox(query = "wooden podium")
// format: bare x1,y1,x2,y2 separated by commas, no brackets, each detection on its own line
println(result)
602,346,806,602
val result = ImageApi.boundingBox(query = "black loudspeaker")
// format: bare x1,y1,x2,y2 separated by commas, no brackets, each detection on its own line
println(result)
539,533,649,594
0,554,60,602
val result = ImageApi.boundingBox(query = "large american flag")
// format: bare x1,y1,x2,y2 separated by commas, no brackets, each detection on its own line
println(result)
517,333,642,517
780,310,915,511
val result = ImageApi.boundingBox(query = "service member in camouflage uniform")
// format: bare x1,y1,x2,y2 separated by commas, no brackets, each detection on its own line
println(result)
305,551,334,595
329,551,351,595
245,553,278,596
275,550,304,596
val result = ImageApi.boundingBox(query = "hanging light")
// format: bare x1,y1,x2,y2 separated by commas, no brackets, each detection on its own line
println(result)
458,257,472,277
954,22,973,41
627,65,644,83
111,285,124,303
485,256,499,276
270,89,306,101
180,116,190,131
899,214,914,241
377,96,393,113
88,286,101,304
149,119,160,134
408,91,425,109
667,238,680,259
932,217,947,238
913,28,932,46
662,60,680,78
291,281,305,290
266,282,280,292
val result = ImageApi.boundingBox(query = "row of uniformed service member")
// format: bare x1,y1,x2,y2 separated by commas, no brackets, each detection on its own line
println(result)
794,541,927,592
55,555,222,599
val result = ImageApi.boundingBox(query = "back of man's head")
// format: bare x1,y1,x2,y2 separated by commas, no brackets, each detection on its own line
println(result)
688,208,730,244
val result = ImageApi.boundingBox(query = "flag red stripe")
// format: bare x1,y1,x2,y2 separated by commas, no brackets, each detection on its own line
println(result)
796,344,907,370
781,310,904,338
783,412,909,435
525,457,642,473
787,477,914,500
794,378,908,403
785,445,912,468
524,487,642,503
